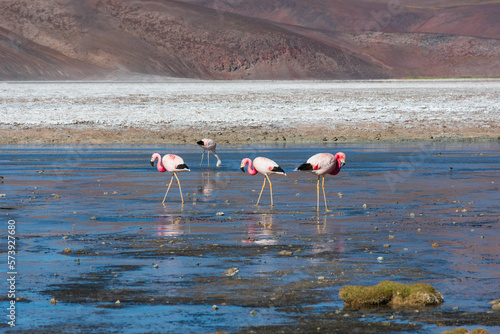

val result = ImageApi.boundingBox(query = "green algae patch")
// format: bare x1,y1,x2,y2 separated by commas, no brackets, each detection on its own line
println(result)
339,280,443,309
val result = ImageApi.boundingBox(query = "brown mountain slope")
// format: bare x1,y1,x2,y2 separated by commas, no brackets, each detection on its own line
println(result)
0,0,390,80
0,27,106,80
188,0,500,38
0,0,499,80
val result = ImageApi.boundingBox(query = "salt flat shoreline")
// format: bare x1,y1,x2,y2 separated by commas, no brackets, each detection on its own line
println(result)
1,123,498,144
2,79,499,144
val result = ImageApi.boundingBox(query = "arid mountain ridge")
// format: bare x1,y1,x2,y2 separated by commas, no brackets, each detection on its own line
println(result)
1,0,499,80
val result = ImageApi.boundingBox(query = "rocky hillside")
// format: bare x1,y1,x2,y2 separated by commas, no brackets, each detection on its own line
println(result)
1,0,499,80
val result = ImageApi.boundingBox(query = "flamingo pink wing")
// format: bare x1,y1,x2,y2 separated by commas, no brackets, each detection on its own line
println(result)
307,153,335,174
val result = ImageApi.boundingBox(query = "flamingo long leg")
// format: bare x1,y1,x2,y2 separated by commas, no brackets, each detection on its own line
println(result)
173,172,184,204
200,151,205,167
322,176,331,212
266,174,274,206
316,176,320,212
162,174,175,204
207,151,210,167
255,177,267,206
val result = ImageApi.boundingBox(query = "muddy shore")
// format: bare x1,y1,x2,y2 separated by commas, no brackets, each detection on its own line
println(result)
1,123,499,144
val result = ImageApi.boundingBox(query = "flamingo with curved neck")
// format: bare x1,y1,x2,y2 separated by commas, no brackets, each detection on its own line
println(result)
150,153,190,204
296,152,346,212
197,138,222,167
240,158,258,175
240,157,286,206
151,153,166,172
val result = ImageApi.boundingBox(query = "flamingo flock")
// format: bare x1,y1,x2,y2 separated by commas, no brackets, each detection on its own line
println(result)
151,138,346,211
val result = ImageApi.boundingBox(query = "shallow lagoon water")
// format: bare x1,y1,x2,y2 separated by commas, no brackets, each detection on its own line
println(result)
1,142,499,333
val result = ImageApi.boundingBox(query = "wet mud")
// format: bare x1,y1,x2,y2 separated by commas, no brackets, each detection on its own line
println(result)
1,143,499,333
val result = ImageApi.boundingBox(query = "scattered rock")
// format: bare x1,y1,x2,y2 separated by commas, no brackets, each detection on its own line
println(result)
222,267,239,276
64,248,73,253
278,250,293,256
216,212,224,216
339,280,444,309
212,305,219,310
490,299,500,311
115,300,121,305
432,243,439,248
50,298,58,305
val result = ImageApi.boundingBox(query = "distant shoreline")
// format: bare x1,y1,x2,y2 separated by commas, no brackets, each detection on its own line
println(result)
1,124,498,144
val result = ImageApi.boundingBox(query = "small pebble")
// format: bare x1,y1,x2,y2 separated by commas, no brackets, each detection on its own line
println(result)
377,256,384,262
215,212,224,216
50,298,58,305
212,305,219,310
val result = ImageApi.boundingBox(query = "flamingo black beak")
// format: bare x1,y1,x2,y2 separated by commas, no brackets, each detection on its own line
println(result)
240,166,245,172
341,160,345,167
150,161,154,167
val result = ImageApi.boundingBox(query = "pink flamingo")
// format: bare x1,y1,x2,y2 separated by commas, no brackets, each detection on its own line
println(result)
150,153,190,204
296,152,346,212
197,138,221,167
240,157,286,206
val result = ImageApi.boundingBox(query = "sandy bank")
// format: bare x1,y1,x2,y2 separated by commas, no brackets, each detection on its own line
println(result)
1,123,498,144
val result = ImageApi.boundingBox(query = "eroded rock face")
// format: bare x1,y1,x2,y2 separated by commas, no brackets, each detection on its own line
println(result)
1,0,499,80
339,280,444,309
